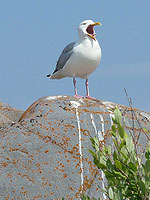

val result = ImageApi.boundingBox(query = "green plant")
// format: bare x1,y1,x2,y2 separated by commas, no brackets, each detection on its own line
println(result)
88,107,150,200
81,194,101,200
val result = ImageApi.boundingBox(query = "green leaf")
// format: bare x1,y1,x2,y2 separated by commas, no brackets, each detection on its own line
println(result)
96,163,107,170
120,147,128,160
143,127,147,132
112,138,118,148
107,159,114,170
125,135,134,153
145,175,150,189
145,151,150,160
90,137,95,149
105,171,114,179
128,162,137,172
111,131,117,138
94,137,100,152
113,190,123,200
114,106,122,124
99,155,106,165
113,151,118,160
146,141,150,152
139,180,146,194
90,137,95,144
118,123,125,139
104,145,111,156
145,160,150,172
88,149,97,159
113,171,126,179
119,140,125,150
112,125,116,132
108,187,114,199
81,195,91,200
112,117,118,125
103,146,108,154
94,157,99,165
114,159,122,169
97,151,101,161
117,189,123,200
108,145,112,155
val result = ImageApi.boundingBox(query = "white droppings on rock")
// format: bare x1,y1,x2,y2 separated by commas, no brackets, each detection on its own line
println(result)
90,114,98,135
72,100,83,191
102,101,114,109
97,130,104,141
98,114,107,199
99,114,104,134
79,98,84,103
70,101,81,108
98,114,105,141
140,112,150,121
109,113,114,126
46,95,67,101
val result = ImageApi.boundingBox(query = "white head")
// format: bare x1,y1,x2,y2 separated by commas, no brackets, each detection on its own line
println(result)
78,19,101,41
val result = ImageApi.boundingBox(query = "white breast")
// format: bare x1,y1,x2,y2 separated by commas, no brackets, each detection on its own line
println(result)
62,38,101,79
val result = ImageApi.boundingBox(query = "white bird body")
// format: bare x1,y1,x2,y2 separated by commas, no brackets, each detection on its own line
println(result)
48,20,102,98
62,38,101,79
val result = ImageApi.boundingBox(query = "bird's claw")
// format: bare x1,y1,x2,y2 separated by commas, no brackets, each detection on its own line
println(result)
74,94,83,98
85,95,98,100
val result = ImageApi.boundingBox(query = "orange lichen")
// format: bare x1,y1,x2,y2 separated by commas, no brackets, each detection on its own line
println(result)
32,194,42,199
20,150,29,154
1,162,8,167
9,148,19,152
59,169,64,172
81,129,90,136
51,127,55,132
7,173,12,178
44,150,49,153
64,173,67,178
49,109,54,112
69,186,75,191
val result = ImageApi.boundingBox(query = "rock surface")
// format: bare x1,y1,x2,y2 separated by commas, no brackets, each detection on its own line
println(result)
0,96,150,199
0,102,23,130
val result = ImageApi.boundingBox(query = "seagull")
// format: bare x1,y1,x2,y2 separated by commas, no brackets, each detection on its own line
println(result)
47,19,102,99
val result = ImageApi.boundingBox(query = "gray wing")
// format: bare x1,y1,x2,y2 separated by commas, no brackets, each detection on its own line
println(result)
52,42,76,74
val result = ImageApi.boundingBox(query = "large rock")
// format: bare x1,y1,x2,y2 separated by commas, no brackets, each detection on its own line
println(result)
0,96,150,199
0,102,23,130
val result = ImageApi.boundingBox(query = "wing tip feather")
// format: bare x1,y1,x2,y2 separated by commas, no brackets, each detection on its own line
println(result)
47,74,51,78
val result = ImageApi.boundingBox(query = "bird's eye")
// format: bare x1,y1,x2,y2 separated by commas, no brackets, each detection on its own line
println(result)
82,23,87,25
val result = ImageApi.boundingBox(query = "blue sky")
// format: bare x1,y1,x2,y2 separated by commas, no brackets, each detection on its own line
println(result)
0,0,150,112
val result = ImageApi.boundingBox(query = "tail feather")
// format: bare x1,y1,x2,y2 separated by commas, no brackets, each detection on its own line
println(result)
47,74,51,78
47,70,65,79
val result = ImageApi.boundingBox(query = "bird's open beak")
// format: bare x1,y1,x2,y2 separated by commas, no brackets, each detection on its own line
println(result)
87,33,96,40
92,22,102,26
87,22,102,40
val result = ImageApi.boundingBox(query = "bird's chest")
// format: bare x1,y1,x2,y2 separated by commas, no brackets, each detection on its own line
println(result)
63,40,101,78
75,42,101,65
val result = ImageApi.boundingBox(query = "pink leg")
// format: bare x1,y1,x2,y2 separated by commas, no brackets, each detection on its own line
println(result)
85,79,90,97
73,77,83,98
85,79,98,100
